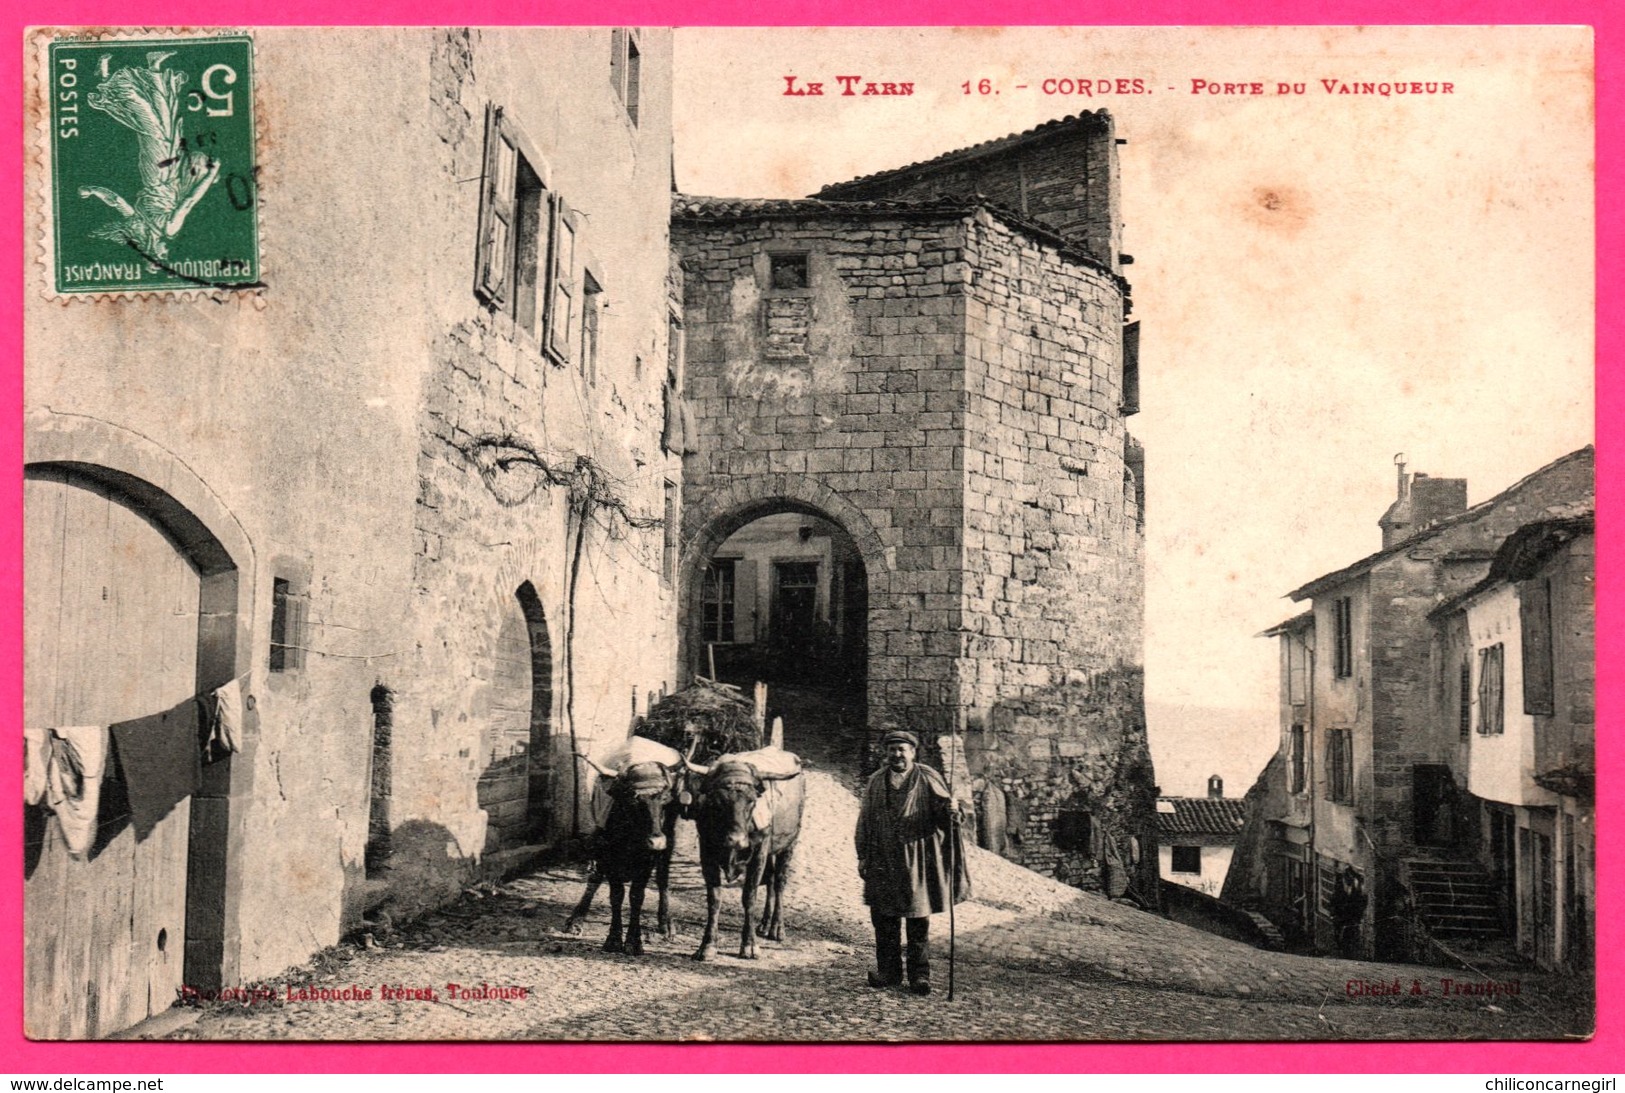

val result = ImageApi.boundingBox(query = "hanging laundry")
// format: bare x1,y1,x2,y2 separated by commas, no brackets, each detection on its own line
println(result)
24,726,49,806
678,396,701,456
207,676,251,757
110,699,202,840
43,726,109,857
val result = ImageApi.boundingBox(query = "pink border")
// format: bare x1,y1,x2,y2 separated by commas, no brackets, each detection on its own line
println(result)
3,0,1616,1073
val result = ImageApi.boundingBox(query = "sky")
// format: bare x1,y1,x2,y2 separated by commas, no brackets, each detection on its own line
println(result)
669,27,1595,788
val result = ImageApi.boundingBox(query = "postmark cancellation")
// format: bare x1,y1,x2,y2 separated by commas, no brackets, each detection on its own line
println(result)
32,29,262,299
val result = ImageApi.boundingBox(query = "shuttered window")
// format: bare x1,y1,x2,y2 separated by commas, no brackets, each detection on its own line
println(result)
546,200,577,364
1477,643,1505,735
1332,597,1354,678
475,105,571,348
1521,578,1555,716
1326,728,1353,803
1459,659,1473,740
1290,724,1307,794
475,106,520,307
610,29,642,125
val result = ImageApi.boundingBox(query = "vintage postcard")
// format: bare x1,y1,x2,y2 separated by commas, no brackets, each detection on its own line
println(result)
18,24,1595,1049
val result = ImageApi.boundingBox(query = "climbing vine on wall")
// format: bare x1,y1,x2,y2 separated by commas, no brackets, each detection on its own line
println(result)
458,433,664,836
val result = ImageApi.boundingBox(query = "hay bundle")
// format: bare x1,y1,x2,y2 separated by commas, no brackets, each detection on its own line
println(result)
637,678,760,762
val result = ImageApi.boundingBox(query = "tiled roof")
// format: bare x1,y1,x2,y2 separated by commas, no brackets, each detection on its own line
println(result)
814,112,1111,197
1285,446,1595,602
1428,510,1595,620
672,195,972,220
1155,796,1248,838
1259,610,1313,638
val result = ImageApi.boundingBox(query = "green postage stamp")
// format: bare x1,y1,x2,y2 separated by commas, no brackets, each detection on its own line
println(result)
45,33,259,295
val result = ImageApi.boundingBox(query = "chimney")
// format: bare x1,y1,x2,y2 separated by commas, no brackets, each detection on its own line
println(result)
1207,774,1224,799
1378,453,1468,549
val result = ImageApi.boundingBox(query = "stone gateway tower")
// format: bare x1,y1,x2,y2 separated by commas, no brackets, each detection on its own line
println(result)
673,112,1157,899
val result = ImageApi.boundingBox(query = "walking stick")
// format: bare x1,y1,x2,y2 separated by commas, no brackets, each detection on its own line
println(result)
946,725,958,1002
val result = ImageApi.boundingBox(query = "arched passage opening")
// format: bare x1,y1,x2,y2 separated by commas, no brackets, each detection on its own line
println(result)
477,581,555,851
684,501,871,777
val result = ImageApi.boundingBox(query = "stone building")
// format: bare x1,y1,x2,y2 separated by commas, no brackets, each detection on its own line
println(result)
1229,447,1593,958
1429,511,1594,970
24,27,678,1037
1156,777,1247,898
671,112,1157,899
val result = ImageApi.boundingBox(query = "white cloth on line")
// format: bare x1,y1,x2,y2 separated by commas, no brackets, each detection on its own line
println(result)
44,725,109,857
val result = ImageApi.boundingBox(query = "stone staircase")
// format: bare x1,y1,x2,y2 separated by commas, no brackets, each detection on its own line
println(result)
1404,857,1504,942
1242,910,1287,951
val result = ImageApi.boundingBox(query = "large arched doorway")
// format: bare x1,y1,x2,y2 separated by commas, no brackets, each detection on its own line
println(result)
477,582,555,851
687,504,869,777
24,461,240,1039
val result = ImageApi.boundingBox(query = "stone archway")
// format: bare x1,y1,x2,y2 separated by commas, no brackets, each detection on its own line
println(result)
477,582,556,852
24,412,255,1035
681,475,891,768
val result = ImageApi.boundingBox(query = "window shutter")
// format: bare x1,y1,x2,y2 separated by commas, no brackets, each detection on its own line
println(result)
1121,319,1141,414
610,28,626,99
475,105,518,306
1521,578,1555,716
546,198,578,363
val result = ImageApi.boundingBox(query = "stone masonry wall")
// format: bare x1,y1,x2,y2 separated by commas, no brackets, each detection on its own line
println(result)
1533,535,1595,776
673,208,970,744
387,29,681,921
1367,448,1594,852
817,112,1123,273
956,210,1154,897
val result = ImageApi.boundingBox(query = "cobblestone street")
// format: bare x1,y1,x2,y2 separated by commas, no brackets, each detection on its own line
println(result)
155,771,1592,1044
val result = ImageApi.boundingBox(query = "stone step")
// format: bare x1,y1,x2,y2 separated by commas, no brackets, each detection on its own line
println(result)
1406,859,1488,876
1430,924,1506,940
1243,910,1286,951
1419,909,1500,926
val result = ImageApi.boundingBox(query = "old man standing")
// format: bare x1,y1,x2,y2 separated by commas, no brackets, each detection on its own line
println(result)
854,729,972,995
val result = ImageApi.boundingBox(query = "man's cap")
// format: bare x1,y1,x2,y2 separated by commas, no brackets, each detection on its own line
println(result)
880,730,920,750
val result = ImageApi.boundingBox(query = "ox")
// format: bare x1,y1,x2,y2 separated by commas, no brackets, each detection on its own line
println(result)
568,754,684,955
686,751,805,961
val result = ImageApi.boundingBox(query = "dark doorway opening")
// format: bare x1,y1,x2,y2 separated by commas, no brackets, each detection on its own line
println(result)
690,508,868,781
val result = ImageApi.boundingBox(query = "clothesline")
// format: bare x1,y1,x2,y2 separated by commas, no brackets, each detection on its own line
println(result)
24,672,256,857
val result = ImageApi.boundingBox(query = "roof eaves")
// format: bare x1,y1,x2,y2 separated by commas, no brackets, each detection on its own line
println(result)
814,111,1111,196
1284,445,1595,602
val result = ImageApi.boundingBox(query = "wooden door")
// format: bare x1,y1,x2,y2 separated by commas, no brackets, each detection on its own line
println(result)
25,468,199,1038
478,593,534,852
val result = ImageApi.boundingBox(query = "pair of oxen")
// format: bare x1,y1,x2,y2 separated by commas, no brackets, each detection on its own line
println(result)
564,741,804,961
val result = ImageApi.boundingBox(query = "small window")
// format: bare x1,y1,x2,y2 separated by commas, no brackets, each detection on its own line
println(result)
702,559,736,644
769,253,809,291
1288,634,1308,705
1053,809,1092,854
1171,846,1201,874
1477,643,1505,735
1331,597,1354,679
269,577,307,673
1327,728,1353,804
580,271,602,385
1290,724,1307,794
610,29,642,126
1120,319,1141,415
662,481,678,587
